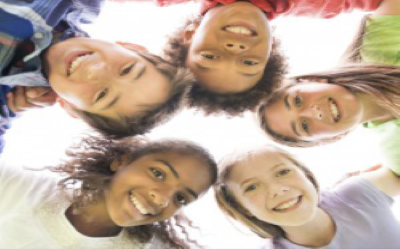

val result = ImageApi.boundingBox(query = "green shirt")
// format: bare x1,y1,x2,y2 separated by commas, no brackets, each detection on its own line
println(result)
361,15,400,65
364,119,400,176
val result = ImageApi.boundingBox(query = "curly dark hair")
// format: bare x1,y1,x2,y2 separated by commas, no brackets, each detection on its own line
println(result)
74,51,194,138
214,146,319,239
51,136,218,249
257,63,400,148
163,16,288,116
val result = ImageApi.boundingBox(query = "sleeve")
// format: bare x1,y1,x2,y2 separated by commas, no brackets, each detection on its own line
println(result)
360,15,400,65
375,120,400,176
276,0,383,19
332,177,393,209
0,85,16,154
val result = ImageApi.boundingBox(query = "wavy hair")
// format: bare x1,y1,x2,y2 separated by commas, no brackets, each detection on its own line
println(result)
257,63,400,147
51,136,217,249
214,146,319,238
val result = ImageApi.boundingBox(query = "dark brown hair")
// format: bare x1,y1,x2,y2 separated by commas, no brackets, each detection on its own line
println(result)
51,136,217,249
163,16,288,116
75,51,194,138
258,63,400,147
214,146,319,238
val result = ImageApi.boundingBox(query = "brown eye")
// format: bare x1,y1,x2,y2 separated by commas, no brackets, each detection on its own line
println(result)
244,184,257,193
294,95,302,107
150,168,165,180
175,193,188,206
243,60,258,66
276,169,291,177
96,88,108,102
201,54,218,60
301,120,309,133
121,64,134,76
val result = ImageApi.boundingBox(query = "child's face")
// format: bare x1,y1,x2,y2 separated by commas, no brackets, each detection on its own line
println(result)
227,151,318,227
263,82,362,142
185,2,271,93
105,152,212,227
44,38,171,120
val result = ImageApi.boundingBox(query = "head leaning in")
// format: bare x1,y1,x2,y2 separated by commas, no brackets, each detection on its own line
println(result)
257,63,400,147
54,136,217,248
43,37,194,137
163,2,287,116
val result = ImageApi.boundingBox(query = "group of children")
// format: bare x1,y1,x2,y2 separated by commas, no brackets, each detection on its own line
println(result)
0,0,399,248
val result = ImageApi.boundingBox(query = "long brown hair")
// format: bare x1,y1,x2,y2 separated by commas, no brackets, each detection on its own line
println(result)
258,63,400,147
214,146,319,238
51,136,217,249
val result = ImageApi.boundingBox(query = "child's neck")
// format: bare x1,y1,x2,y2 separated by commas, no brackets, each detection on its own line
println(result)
281,208,336,247
65,194,122,238
358,93,394,123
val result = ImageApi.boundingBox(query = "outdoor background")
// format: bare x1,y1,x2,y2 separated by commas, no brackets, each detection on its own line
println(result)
2,1,399,248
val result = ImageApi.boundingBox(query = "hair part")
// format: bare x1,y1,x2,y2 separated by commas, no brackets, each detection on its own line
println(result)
51,135,217,248
258,63,400,147
214,146,319,239
75,51,194,138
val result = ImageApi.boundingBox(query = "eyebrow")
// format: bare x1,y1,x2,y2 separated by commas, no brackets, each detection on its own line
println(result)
101,93,122,110
155,159,198,199
284,94,301,137
239,164,284,188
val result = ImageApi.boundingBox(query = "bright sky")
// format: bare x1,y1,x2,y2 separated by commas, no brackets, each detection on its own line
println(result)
2,2,399,248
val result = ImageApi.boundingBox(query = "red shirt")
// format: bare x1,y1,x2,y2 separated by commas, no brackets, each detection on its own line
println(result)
145,0,382,19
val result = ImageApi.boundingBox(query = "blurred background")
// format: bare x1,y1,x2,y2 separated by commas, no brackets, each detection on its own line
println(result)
2,1,398,248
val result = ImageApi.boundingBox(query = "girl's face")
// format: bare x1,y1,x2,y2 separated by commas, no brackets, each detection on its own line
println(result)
105,152,212,227
263,82,363,142
227,151,318,227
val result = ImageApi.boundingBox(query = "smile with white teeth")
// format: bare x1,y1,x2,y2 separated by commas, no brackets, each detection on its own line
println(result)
328,98,340,123
68,53,92,76
129,193,150,215
223,26,254,36
273,197,300,211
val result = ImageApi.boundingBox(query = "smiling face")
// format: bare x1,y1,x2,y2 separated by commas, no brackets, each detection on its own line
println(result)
104,152,212,227
227,150,318,227
43,37,171,120
263,82,363,142
185,2,272,93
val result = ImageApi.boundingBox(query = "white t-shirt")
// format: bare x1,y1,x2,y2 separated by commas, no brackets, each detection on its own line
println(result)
0,162,146,249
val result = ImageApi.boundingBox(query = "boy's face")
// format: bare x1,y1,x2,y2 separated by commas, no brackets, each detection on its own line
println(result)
43,37,171,119
185,2,272,94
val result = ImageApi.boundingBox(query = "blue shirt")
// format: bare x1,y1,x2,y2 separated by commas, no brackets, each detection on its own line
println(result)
0,0,105,153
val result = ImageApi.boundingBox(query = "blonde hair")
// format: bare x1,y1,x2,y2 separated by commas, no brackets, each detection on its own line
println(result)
214,146,319,238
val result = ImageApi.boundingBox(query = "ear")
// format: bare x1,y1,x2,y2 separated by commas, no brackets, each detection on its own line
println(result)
183,23,198,44
58,98,79,119
110,154,130,172
116,42,148,52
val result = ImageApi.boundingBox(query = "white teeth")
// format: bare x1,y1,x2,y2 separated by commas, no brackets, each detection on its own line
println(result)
68,53,91,75
329,99,340,122
224,26,253,36
129,194,150,215
274,197,299,211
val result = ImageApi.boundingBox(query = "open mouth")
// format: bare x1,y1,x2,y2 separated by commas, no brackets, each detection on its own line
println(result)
66,52,93,76
328,98,340,123
129,191,153,216
272,196,302,213
222,24,257,37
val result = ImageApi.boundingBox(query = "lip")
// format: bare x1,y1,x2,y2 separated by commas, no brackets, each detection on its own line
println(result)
222,22,258,37
64,50,91,76
128,192,157,217
328,98,341,123
272,196,302,213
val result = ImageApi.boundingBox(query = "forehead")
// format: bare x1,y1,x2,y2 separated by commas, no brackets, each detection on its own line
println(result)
229,151,291,182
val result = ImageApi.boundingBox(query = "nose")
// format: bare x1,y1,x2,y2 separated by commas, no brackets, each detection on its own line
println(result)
86,61,107,81
149,189,170,208
267,184,289,198
224,41,249,54
301,104,323,120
